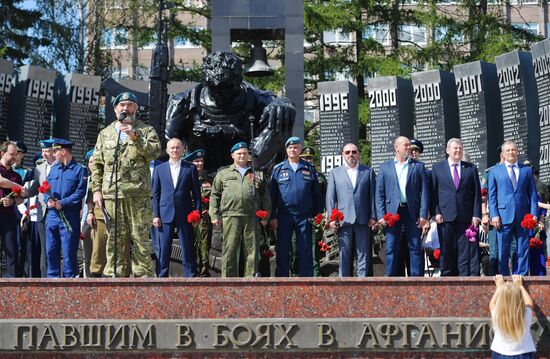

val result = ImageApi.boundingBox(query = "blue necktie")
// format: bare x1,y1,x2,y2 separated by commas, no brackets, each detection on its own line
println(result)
508,164,517,190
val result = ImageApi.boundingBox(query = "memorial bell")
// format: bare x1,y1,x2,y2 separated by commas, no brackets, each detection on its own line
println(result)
244,41,274,77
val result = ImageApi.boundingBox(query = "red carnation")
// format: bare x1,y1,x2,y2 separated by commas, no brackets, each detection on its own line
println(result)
329,208,344,222
261,249,274,258
38,180,52,194
318,240,331,252
314,213,324,225
24,210,29,216
433,249,441,261
79,233,85,241
11,186,21,196
29,204,38,210
383,212,400,227
201,197,210,204
256,210,268,220
480,188,488,197
187,210,201,224
521,214,537,230
529,237,543,249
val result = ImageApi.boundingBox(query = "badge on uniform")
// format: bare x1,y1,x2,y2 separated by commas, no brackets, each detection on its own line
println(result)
301,169,312,180
278,171,289,182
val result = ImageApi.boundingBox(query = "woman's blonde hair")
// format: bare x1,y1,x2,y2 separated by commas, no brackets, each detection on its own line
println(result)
492,282,526,342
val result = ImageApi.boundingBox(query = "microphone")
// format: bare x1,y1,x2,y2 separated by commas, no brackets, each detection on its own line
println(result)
118,112,127,122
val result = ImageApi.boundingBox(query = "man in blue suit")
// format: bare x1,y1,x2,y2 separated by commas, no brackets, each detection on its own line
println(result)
152,138,201,277
375,136,429,276
431,138,482,276
488,140,538,275
326,143,377,277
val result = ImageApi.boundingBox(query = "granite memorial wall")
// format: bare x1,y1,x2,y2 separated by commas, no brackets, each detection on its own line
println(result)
362,40,549,182
318,81,358,173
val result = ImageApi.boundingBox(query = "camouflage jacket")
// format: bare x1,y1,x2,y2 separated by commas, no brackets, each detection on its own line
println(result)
209,164,270,221
91,120,161,199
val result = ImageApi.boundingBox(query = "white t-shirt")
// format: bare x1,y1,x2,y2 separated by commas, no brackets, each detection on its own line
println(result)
491,306,536,355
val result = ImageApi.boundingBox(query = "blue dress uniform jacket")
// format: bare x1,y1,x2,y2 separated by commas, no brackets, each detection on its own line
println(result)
44,159,87,277
270,159,324,277
270,160,324,219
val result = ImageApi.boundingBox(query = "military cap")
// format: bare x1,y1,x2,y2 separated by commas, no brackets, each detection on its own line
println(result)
52,138,74,149
300,147,315,157
85,149,94,162
112,92,137,107
184,149,205,162
32,152,43,164
14,140,27,153
410,139,424,153
230,142,248,153
285,136,302,147
39,139,54,149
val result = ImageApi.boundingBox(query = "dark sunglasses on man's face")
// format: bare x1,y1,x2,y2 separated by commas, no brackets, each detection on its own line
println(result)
344,150,358,155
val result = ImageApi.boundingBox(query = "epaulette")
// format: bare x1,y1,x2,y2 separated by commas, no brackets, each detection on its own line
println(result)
272,162,284,171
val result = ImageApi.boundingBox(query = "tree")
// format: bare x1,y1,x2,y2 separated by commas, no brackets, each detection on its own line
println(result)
0,0,48,65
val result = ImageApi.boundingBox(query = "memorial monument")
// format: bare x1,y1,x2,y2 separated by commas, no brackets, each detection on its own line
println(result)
531,38,550,182
454,61,503,174
495,50,539,165
412,69,459,169
367,76,414,173
318,80,358,174
165,51,296,174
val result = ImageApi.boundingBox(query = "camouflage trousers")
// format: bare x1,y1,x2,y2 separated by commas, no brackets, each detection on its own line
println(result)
221,215,259,277
194,213,212,276
104,197,155,277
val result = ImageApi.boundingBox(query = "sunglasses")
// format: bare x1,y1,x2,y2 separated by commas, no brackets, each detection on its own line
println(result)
344,150,358,155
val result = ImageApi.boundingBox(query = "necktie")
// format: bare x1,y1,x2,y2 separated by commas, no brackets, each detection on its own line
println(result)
453,163,460,190
508,164,517,190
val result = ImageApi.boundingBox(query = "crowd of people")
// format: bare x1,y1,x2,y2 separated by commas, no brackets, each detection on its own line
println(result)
0,92,548,279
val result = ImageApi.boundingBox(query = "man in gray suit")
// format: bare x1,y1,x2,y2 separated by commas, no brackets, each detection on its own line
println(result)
326,143,377,277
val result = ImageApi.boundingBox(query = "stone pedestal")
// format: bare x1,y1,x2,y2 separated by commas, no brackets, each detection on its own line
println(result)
0,278,549,357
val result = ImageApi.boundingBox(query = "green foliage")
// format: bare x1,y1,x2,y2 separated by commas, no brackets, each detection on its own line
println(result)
0,0,48,65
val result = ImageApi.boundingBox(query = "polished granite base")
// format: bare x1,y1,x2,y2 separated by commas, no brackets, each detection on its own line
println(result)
0,277,548,357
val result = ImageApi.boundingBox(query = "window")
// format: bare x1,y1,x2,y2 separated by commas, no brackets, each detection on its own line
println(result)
363,24,390,46
323,29,352,45
174,27,204,49
435,26,464,43
399,25,426,45
512,22,538,35
101,28,128,49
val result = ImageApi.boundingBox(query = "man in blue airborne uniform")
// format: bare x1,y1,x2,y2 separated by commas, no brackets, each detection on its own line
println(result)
44,139,87,277
270,137,324,277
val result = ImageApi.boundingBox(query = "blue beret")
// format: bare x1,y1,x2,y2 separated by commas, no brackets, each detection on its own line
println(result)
285,136,302,147
52,138,74,149
183,149,205,162
230,142,248,153
39,139,54,149
112,92,137,107
32,152,42,164
85,149,94,162
13,140,27,153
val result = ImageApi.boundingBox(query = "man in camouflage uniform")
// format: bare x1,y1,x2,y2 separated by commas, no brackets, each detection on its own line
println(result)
91,92,161,277
209,142,271,277
183,149,212,277
291,147,326,276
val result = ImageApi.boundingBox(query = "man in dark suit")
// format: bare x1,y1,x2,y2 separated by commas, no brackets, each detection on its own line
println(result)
488,140,538,275
431,138,482,276
375,136,429,276
326,143,377,277
152,138,201,277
